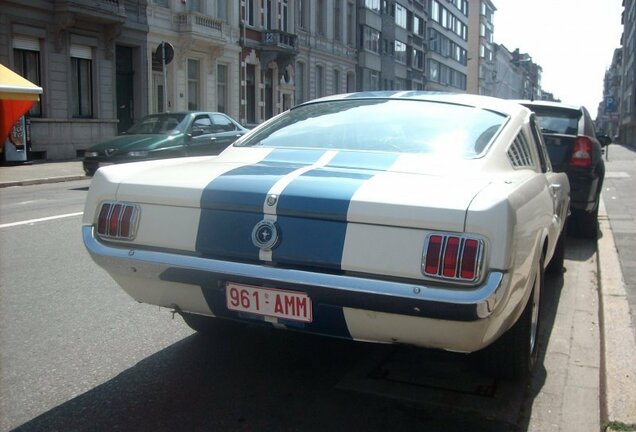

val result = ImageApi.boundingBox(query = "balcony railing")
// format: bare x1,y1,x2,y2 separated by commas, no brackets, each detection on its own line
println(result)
261,30,297,52
176,12,224,37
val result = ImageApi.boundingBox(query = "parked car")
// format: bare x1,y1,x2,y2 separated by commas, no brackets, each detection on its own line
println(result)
517,101,609,238
82,92,569,380
82,112,247,176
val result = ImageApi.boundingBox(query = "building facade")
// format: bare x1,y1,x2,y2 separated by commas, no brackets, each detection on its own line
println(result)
466,0,495,95
426,0,469,92
491,44,524,99
620,0,636,145
0,0,149,160
597,48,622,138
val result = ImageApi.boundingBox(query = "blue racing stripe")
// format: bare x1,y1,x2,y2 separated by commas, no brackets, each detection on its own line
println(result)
196,148,326,258
272,151,397,269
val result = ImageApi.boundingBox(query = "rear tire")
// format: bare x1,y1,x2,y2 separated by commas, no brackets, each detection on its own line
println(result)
479,255,544,380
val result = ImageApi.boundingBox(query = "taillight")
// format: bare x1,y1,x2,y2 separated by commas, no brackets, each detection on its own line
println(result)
570,136,593,168
96,202,139,240
422,234,484,283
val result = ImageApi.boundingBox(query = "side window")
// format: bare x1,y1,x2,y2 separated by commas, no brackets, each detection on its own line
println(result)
211,113,237,132
529,116,551,173
192,115,213,134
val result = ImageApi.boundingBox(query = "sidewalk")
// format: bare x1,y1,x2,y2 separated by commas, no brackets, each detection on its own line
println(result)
1,152,635,430
0,160,86,187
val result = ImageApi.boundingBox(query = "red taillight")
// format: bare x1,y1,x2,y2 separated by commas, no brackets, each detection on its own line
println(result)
97,203,111,235
109,204,122,236
570,136,593,168
460,239,480,280
423,234,483,282
96,202,138,240
442,236,460,277
424,235,443,275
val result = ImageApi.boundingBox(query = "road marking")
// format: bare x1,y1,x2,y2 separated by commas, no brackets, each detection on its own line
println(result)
0,212,83,229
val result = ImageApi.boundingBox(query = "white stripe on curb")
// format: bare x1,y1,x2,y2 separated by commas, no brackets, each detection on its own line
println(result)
597,197,636,426
0,212,83,229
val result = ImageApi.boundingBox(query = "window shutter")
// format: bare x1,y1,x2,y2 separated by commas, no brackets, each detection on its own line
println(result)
70,44,92,60
13,36,39,51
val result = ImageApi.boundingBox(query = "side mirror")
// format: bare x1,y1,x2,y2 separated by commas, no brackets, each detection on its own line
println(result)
190,128,204,137
598,135,612,147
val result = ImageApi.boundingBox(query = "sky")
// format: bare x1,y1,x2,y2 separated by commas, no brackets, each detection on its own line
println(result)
493,0,624,118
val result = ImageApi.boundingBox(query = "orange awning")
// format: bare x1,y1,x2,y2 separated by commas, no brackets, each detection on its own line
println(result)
0,63,43,146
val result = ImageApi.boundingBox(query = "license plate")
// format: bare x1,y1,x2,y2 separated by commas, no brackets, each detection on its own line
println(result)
226,283,312,323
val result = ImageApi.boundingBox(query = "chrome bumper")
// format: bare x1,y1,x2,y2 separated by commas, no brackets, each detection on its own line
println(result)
83,225,508,322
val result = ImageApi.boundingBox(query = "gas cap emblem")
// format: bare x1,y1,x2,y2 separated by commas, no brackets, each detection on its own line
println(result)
251,220,280,250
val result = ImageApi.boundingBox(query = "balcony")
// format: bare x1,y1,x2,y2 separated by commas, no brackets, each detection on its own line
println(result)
54,0,126,24
175,12,225,42
260,30,297,54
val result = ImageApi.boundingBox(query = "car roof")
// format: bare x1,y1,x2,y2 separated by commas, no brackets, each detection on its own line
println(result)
513,99,583,112
298,91,530,117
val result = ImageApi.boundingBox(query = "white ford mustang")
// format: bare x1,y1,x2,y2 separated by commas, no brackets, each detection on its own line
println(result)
83,92,569,379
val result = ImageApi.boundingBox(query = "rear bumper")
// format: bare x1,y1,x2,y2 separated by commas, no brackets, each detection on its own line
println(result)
83,225,515,351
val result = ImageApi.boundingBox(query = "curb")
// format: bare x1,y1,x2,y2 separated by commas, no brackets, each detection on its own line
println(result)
0,175,88,188
597,197,636,431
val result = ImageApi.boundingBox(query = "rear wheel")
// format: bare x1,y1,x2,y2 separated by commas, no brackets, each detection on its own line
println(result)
479,255,544,380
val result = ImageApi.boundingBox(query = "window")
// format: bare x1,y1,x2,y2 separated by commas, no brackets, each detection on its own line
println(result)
413,15,424,36
395,4,407,28
362,26,380,53
297,0,308,29
334,0,341,41
428,59,439,83
281,0,289,31
217,64,227,113
188,59,200,111
217,0,228,21
316,65,324,97
296,62,305,103
369,70,380,90
189,0,202,12
245,0,255,26
365,0,380,12
395,40,407,64
212,113,237,132
13,39,41,117
71,44,93,118
411,48,423,69
333,69,340,94
192,115,213,134
347,72,355,92
316,0,326,35
347,1,355,45
431,0,440,22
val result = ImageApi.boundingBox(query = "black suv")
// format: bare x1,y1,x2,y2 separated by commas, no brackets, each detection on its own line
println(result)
518,101,610,238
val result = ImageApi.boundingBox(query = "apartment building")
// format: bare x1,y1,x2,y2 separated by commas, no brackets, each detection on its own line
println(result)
620,0,636,145
148,1,241,121
597,48,622,138
466,0,495,95
426,0,469,92
0,0,149,160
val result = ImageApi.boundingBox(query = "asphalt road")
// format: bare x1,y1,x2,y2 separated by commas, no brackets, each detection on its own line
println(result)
0,180,601,432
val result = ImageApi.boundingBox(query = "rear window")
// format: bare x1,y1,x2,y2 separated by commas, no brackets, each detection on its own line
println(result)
237,99,507,159
126,114,187,135
530,107,581,135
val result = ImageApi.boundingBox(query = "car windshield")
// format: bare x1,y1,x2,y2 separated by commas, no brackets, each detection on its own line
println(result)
125,114,187,135
530,107,581,135
236,99,507,158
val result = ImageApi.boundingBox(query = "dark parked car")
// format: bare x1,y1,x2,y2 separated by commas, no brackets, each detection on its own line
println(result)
518,101,610,238
83,112,247,176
